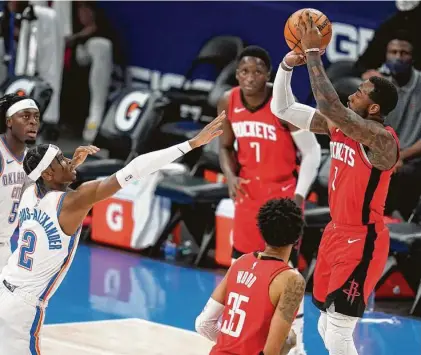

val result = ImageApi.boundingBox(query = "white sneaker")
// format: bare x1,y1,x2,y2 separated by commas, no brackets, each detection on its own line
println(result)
83,121,99,143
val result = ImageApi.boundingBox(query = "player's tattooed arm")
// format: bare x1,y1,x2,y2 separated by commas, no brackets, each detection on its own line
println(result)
277,272,306,324
309,111,330,135
264,271,305,355
305,52,398,170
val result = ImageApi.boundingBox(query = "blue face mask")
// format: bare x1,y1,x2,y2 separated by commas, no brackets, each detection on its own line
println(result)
385,58,412,75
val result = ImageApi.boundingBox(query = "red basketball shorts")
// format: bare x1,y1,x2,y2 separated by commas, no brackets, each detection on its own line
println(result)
232,179,298,255
312,221,389,317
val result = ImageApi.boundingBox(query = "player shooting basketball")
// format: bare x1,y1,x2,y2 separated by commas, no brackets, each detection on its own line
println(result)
271,10,400,355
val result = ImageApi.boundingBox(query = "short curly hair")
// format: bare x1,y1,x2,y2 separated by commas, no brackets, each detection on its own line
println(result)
238,45,272,72
257,198,304,247
368,76,398,116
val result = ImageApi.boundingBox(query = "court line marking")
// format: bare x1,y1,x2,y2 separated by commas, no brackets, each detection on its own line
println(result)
45,318,203,337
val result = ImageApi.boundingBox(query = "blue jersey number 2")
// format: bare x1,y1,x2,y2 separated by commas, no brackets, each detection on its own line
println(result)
18,231,37,270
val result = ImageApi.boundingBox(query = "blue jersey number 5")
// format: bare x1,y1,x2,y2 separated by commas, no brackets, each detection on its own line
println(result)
8,201,19,224
18,231,37,270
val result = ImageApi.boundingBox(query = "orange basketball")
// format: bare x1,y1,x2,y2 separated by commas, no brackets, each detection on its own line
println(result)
284,8,332,54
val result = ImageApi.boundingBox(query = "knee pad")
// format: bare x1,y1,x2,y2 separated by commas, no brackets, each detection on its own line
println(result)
325,308,358,354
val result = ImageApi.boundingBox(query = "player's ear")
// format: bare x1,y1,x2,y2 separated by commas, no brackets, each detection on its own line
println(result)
235,68,240,82
5,117,12,128
368,103,380,116
41,168,53,182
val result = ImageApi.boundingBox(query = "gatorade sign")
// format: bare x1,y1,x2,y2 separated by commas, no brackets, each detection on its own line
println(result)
114,91,150,132
106,203,124,232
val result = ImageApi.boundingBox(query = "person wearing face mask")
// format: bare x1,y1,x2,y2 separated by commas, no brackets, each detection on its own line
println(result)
376,34,421,220
355,0,421,74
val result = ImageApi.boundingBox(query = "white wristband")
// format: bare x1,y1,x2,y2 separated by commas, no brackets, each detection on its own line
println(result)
305,48,321,53
282,60,294,71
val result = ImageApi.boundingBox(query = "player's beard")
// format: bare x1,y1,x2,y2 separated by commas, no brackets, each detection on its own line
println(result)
24,138,36,145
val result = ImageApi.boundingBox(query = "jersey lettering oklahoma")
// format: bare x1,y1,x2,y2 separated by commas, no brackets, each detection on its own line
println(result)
228,87,297,183
328,126,399,225
0,135,26,241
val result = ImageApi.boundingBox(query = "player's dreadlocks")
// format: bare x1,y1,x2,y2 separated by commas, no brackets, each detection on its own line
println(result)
0,94,34,133
257,198,304,247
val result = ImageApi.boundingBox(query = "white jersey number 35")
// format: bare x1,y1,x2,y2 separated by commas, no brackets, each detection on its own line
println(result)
220,292,249,338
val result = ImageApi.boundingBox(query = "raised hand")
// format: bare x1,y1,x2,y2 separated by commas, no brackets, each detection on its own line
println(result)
189,111,225,148
296,10,322,52
283,51,307,68
71,145,100,169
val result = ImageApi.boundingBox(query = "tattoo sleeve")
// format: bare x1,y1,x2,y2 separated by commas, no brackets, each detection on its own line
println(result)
305,52,397,170
278,274,305,324
309,111,330,135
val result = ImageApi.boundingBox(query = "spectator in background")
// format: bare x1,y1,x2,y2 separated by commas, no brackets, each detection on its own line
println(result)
63,1,114,143
0,1,64,141
367,33,421,220
355,0,421,75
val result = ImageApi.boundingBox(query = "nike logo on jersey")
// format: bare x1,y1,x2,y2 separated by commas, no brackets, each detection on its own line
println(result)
347,238,361,244
234,107,245,113
281,184,292,192
6,160,13,164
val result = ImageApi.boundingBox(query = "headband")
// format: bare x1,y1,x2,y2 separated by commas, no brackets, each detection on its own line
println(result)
6,99,39,117
28,144,59,181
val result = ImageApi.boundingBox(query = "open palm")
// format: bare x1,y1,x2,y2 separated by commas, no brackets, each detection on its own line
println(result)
190,111,225,148
71,145,100,169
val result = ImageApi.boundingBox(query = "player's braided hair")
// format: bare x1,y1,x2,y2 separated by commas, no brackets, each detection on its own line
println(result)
257,198,304,247
23,144,50,192
0,94,33,133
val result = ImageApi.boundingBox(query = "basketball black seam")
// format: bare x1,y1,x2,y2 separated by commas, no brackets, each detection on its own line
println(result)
287,19,300,42
314,13,324,23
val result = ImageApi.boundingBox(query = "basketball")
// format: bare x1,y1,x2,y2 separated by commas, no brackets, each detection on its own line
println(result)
284,8,332,53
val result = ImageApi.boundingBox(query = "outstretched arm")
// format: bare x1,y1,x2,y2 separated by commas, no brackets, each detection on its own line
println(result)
298,11,398,170
59,113,225,235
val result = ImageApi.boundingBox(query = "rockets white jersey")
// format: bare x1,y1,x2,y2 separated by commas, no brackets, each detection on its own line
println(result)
0,135,26,241
2,184,82,301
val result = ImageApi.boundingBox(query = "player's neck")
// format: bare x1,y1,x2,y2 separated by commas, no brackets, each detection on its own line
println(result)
241,85,271,109
42,181,68,194
3,131,26,157
261,245,292,262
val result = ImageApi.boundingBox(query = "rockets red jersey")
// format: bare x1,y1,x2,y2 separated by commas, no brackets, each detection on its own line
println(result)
210,252,291,355
328,126,399,225
228,86,297,183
